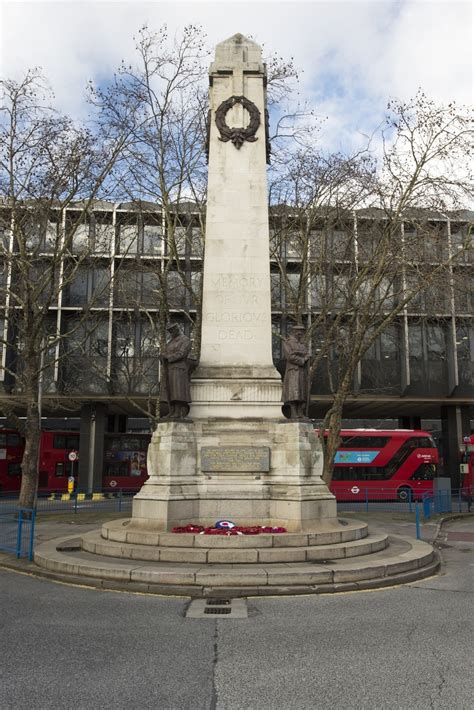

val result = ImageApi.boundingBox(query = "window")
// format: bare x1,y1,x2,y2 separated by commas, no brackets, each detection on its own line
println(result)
410,464,436,481
8,463,22,476
286,231,302,259
53,435,79,449
141,271,159,307
332,466,390,481
71,221,90,252
408,324,423,359
94,220,114,253
55,462,65,477
105,462,129,477
143,223,162,255
105,437,148,451
285,273,303,310
271,273,281,308
310,275,327,309
340,436,390,448
66,267,89,305
456,324,472,360
91,268,110,306
118,223,138,254
380,326,400,361
167,271,186,308
426,324,446,361
190,227,203,258
7,433,22,447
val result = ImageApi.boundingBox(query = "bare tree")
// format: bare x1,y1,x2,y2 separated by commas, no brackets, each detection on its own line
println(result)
270,93,473,484
0,70,129,507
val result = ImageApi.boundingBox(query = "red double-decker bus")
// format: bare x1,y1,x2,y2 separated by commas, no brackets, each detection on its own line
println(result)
0,429,25,493
103,433,150,491
327,429,438,502
0,429,150,493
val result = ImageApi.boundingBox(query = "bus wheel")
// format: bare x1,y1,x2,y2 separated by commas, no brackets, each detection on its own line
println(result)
397,486,412,503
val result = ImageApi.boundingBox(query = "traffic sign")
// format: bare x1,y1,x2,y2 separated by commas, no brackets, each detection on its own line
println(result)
68,450,78,462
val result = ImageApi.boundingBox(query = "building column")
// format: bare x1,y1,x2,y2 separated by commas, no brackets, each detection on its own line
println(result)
78,403,107,492
441,405,471,486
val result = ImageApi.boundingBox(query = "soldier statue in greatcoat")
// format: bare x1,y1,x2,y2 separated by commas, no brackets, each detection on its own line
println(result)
160,323,192,419
282,325,310,420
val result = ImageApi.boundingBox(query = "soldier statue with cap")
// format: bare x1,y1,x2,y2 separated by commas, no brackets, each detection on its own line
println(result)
160,323,192,419
282,325,310,420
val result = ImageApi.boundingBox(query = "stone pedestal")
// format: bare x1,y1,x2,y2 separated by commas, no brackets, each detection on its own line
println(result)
132,419,336,532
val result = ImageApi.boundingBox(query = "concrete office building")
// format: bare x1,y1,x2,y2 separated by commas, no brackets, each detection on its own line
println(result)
0,202,472,486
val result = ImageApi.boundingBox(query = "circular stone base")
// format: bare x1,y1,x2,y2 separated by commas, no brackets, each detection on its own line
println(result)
32,517,439,597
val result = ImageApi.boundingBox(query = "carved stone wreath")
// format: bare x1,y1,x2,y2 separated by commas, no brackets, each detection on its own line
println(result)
215,95,260,150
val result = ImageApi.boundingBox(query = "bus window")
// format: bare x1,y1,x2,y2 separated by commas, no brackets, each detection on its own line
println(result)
340,436,390,448
7,433,22,447
53,435,79,449
56,462,65,477
8,463,22,476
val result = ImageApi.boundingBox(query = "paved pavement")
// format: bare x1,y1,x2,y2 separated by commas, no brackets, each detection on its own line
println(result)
0,512,472,709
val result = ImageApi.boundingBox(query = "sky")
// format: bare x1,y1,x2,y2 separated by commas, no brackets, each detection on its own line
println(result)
0,0,472,154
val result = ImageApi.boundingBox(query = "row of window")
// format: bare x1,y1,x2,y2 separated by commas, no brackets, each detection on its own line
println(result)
0,433,22,447
332,463,436,482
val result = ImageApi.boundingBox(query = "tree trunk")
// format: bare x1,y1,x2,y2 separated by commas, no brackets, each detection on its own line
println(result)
18,371,41,510
321,372,353,486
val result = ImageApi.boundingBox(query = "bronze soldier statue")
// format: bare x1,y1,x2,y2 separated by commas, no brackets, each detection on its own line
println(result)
160,323,192,419
282,325,310,420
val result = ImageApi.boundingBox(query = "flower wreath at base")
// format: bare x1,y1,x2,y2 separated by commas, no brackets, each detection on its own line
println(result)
171,523,287,535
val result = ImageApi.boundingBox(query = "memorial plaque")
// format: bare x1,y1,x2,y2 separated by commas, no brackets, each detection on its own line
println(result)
201,446,270,473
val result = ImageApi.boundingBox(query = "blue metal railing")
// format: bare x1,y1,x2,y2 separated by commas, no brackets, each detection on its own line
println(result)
0,507,36,560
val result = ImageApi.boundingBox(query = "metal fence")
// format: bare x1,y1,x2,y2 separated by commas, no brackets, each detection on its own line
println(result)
0,488,136,515
336,487,472,516
0,506,36,560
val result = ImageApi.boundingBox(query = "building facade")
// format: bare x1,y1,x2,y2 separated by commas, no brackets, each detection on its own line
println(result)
0,202,472,487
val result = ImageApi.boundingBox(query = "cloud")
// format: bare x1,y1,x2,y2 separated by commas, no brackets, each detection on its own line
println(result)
1,0,472,153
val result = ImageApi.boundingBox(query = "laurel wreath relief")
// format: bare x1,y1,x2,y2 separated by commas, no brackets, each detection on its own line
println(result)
215,95,261,150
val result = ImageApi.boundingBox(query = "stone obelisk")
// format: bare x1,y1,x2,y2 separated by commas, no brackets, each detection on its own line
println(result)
190,33,282,419
132,34,336,531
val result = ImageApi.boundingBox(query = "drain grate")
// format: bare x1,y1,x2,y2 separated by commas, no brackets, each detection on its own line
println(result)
186,598,248,619
204,607,232,615
206,598,231,606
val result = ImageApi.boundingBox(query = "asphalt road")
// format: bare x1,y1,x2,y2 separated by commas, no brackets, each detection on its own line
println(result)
1,517,473,710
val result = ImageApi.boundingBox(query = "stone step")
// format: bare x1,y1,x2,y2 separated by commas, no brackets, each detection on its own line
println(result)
102,517,369,548
82,529,388,564
34,533,437,595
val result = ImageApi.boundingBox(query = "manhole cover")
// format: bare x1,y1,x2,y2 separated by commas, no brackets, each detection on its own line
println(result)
186,599,248,619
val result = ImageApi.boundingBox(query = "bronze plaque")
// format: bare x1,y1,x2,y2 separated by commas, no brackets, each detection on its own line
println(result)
201,446,270,473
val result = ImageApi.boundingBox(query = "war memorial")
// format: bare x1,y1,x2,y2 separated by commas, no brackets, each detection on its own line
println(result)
34,35,438,595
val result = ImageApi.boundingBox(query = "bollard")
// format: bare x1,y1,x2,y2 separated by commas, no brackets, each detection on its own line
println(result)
16,511,23,558
28,509,36,561
415,503,421,540
423,495,431,521
408,487,413,513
